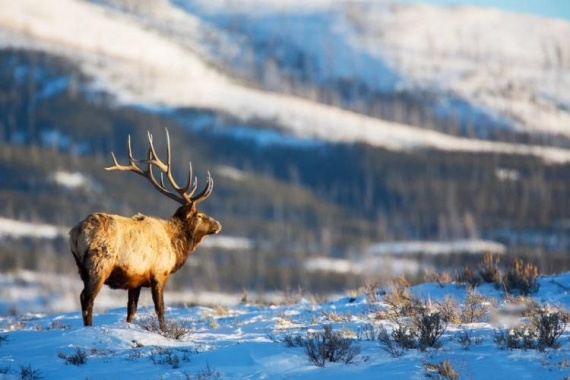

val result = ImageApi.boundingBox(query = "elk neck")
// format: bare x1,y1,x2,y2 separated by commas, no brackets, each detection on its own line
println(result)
166,212,202,273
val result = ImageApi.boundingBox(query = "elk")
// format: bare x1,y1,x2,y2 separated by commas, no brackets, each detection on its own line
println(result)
69,129,221,329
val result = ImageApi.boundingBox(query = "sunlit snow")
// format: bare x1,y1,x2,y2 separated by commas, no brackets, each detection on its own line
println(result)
1,271,569,379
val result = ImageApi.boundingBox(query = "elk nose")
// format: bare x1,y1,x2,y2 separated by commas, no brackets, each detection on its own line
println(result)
211,219,222,234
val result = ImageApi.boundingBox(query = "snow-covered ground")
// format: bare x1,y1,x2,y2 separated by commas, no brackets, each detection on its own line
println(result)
1,0,570,162
1,271,569,379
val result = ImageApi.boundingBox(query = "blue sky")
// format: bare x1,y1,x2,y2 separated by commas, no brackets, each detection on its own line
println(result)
400,0,570,21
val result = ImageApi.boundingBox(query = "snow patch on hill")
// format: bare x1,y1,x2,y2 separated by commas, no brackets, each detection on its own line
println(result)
0,217,67,240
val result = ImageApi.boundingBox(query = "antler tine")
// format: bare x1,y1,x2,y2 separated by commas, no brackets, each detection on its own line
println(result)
191,171,214,204
146,131,162,168
165,128,172,170
146,130,188,192
163,131,195,197
163,128,187,194
145,148,186,205
127,135,136,163
184,162,198,196
109,151,120,167
105,134,144,176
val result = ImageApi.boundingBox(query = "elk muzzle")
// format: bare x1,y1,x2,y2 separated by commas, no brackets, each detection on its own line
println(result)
209,217,222,235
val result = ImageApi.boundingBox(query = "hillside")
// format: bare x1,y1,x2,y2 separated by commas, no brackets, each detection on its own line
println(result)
1,0,570,156
178,0,570,143
1,0,570,293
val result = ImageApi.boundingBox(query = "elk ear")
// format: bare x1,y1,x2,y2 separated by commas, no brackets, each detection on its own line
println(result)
173,202,196,220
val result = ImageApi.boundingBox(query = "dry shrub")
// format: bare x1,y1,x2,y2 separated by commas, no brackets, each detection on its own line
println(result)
455,328,483,350
289,324,361,367
461,288,493,323
456,265,480,287
376,325,407,358
57,347,88,366
424,271,453,286
189,363,221,380
136,316,192,340
363,282,383,303
457,255,540,296
322,311,352,323
494,305,568,351
529,306,569,350
380,297,448,352
456,253,501,287
494,326,537,350
413,304,448,350
19,364,42,380
383,276,413,318
390,324,418,350
424,359,459,380
437,296,461,324
149,347,191,369
503,259,539,295
478,253,502,284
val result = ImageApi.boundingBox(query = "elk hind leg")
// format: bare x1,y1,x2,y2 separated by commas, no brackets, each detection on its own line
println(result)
126,287,142,323
80,277,105,326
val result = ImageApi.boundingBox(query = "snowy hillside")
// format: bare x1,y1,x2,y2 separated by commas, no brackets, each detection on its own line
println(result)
1,0,570,162
175,0,570,138
1,271,569,379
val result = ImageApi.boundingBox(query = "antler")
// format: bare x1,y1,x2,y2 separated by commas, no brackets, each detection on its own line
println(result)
105,129,214,205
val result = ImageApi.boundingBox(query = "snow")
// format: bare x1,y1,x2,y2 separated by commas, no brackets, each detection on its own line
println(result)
200,235,254,251
181,0,570,140
0,217,67,240
367,239,507,256
1,0,570,163
51,170,91,189
495,167,521,181
304,257,361,274
215,166,248,182
1,271,569,379
305,255,427,276
345,3,570,136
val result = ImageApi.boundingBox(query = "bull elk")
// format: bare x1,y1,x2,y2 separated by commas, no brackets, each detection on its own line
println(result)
69,130,221,329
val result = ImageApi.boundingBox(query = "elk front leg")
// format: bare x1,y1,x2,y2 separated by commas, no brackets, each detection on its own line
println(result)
126,286,142,323
150,279,166,330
